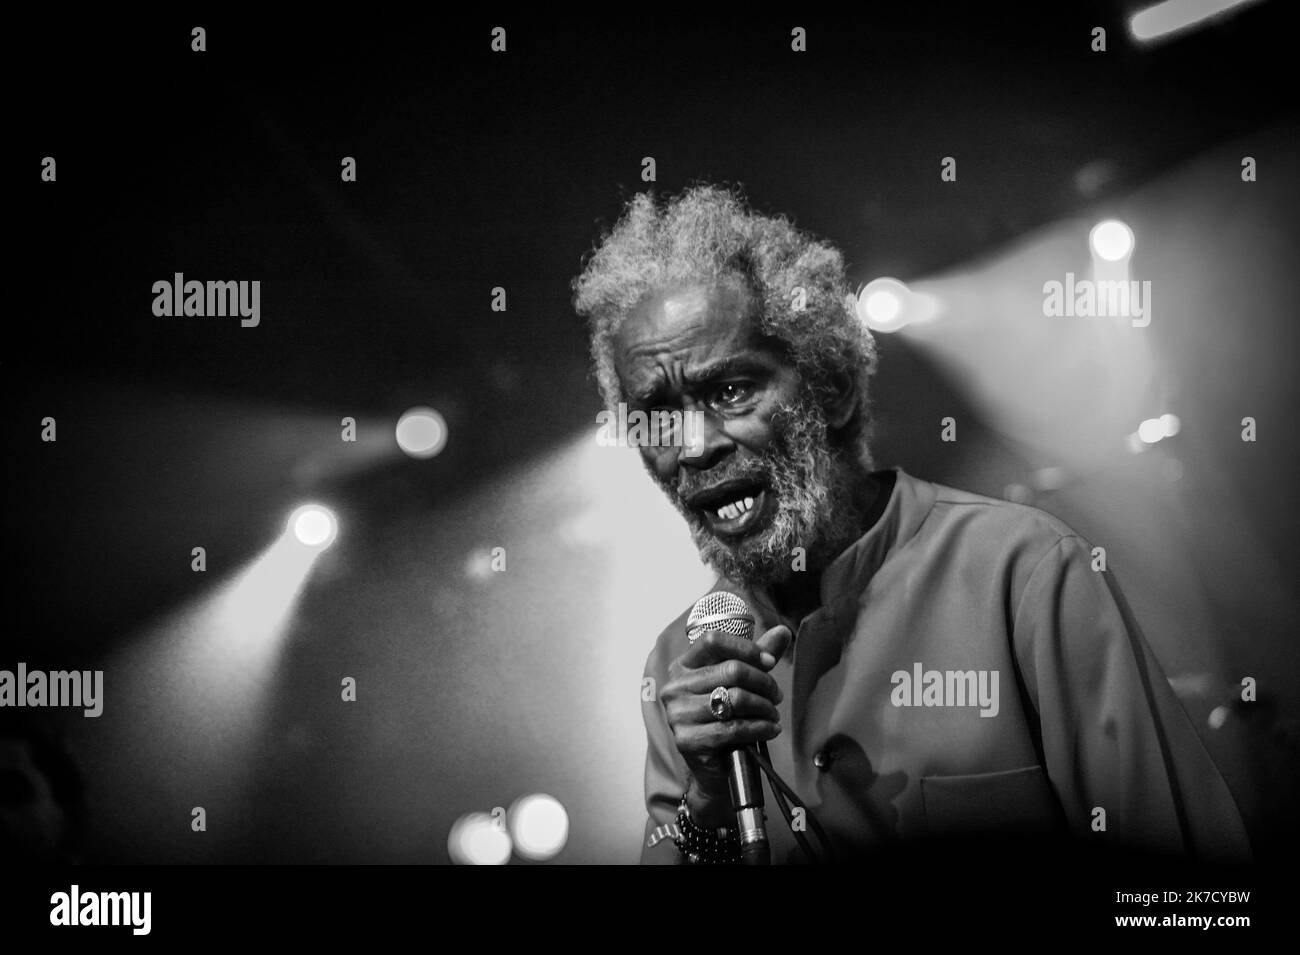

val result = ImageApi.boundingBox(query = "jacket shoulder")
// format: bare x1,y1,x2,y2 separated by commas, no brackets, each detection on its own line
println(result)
926,480,1083,548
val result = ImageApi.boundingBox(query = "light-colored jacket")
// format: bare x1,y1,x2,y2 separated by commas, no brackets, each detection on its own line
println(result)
639,468,1252,864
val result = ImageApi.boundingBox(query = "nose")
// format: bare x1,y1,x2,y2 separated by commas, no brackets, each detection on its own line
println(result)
679,406,734,472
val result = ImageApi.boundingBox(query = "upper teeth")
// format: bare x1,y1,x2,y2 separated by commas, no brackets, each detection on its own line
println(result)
716,496,755,521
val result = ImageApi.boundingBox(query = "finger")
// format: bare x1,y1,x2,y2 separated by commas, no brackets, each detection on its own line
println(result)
753,625,792,668
681,687,780,725
676,719,782,754
678,658,782,703
680,629,775,670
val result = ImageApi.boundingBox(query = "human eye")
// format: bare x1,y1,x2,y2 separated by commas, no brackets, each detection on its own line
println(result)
710,381,756,409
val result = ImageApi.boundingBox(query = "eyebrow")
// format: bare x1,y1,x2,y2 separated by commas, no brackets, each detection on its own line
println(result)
630,355,770,405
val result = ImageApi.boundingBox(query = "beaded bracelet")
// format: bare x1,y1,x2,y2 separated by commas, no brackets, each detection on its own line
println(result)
672,794,741,865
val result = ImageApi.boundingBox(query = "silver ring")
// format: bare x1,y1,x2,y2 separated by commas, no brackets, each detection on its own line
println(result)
709,686,733,722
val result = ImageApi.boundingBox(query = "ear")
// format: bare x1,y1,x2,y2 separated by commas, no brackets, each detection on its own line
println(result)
823,371,858,431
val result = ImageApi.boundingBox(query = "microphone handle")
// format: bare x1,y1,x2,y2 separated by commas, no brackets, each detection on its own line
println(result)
728,747,770,865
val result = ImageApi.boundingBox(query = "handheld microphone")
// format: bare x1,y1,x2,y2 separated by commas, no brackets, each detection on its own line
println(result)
686,591,770,865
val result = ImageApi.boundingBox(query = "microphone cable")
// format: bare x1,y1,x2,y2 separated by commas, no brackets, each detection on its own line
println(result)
747,740,835,864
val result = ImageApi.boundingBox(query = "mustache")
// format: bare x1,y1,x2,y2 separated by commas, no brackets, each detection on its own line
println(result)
670,403,804,505
674,458,772,505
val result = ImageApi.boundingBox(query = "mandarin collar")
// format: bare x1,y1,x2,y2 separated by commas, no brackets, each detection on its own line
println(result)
717,468,936,638
815,467,936,621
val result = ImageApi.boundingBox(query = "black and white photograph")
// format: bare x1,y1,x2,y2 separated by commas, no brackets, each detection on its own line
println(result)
5,2,1296,938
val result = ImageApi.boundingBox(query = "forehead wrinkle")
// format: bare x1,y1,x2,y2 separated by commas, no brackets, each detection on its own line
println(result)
621,322,714,361
616,281,764,401
619,335,699,401
628,371,667,403
621,318,759,373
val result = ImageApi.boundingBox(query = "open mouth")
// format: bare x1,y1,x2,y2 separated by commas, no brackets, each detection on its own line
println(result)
685,479,772,539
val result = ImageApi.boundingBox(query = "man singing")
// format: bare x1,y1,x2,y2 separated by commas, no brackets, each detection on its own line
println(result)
572,184,1250,865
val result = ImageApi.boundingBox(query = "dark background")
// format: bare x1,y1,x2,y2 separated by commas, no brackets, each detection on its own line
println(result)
7,5,1297,865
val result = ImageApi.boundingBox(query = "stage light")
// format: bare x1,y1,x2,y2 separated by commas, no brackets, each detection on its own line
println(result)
396,406,448,459
857,278,911,332
508,793,569,861
1208,705,1230,730
1130,0,1261,45
288,504,338,549
1137,417,1166,444
1159,413,1181,437
448,812,513,865
1089,220,1134,262
866,290,901,324
103,503,334,838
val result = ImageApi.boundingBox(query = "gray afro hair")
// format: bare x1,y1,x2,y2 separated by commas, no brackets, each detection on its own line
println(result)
572,183,879,465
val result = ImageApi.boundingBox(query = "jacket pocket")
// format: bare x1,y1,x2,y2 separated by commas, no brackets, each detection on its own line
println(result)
920,765,1065,836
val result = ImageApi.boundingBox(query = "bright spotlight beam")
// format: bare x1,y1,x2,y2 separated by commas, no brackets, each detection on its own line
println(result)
1130,0,1262,44
97,513,331,853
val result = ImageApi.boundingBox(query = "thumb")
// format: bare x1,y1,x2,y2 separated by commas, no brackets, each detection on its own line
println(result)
754,624,792,669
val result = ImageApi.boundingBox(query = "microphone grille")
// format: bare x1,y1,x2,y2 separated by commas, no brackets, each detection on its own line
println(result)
686,591,754,643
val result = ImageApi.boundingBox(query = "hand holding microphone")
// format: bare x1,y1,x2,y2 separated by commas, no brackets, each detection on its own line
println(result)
659,591,792,862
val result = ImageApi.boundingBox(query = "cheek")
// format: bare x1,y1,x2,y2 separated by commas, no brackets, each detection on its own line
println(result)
729,403,782,452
